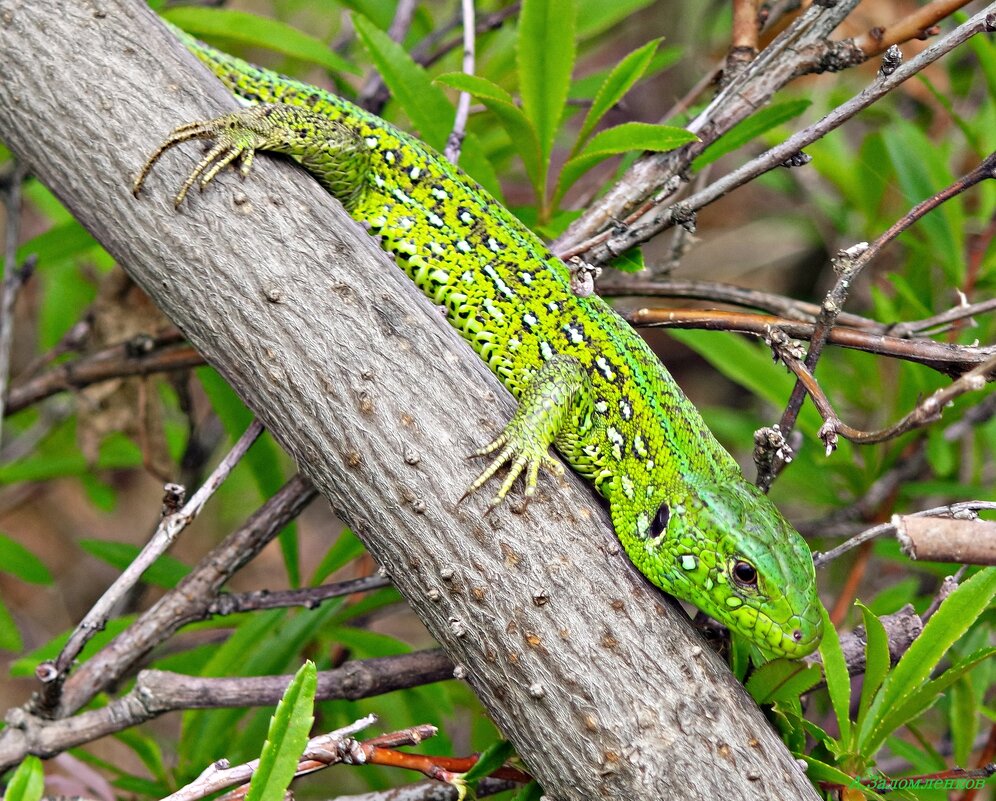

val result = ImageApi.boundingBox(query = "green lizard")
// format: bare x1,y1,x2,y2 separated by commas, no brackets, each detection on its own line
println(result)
134,22,823,660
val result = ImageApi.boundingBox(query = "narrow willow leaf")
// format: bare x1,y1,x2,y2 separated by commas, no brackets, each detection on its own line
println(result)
692,99,811,169
352,17,501,197
0,597,22,651
575,38,662,150
866,569,996,730
800,756,888,801
860,567,996,748
163,8,360,76
5,755,45,801
511,781,545,801
855,602,890,734
575,0,656,41
353,13,453,149
745,659,821,705
436,73,542,188
863,646,996,758
518,0,576,164
950,676,979,766
245,661,318,801
570,46,681,100
818,605,851,746
463,739,514,782
556,121,696,205
0,533,53,584
607,248,645,273
77,539,189,589
883,120,964,285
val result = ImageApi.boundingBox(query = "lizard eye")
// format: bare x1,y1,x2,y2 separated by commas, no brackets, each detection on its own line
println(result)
731,559,758,588
648,503,670,538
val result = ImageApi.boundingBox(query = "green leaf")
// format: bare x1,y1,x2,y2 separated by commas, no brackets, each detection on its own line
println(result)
162,8,360,76
5,755,45,801
197,368,297,585
78,539,189,589
350,22,504,200
511,781,545,801
353,13,453,150
14,219,99,270
436,73,542,189
863,647,996,758
245,661,317,801
607,248,645,273
575,0,656,41
518,0,577,170
883,120,964,285
856,602,890,733
570,46,681,101
950,675,979,766
859,568,996,752
113,728,170,786
463,739,513,783
0,533,52,584
575,38,662,149
818,605,851,746
0,597,22,651
692,99,811,170
800,756,888,801
865,569,996,731
557,122,696,205
309,528,367,585
745,659,821,705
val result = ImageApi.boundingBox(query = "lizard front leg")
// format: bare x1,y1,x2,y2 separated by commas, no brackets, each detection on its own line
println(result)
465,355,598,508
133,104,371,209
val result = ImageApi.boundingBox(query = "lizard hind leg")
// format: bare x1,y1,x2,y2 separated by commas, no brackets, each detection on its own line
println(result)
134,104,371,210
464,355,595,509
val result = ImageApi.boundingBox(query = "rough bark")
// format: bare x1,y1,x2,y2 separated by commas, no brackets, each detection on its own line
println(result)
0,3,820,799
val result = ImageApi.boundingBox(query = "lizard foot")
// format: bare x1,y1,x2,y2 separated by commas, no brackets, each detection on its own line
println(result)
133,104,370,210
463,424,565,510
132,108,274,207
461,355,595,509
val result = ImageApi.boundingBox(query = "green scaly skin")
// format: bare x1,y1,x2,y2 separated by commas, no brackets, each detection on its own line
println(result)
134,23,823,659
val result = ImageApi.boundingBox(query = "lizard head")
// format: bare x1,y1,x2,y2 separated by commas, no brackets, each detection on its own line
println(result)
611,478,823,659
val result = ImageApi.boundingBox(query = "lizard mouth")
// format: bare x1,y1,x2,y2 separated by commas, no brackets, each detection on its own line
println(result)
765,611,824,659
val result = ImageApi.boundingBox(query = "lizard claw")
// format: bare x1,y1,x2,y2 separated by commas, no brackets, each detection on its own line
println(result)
463,430,562,510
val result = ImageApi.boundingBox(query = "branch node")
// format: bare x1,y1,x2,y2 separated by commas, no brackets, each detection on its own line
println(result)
879,44,902,76
162,482,186,516
781,150,812,168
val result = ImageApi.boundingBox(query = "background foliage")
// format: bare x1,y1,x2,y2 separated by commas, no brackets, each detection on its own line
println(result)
0,0,994,798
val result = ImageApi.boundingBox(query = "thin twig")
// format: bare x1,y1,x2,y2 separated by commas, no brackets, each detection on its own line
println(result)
53,472,316,717
33,418,265,713
556,7,996,264
0,653,455,772
162,716,380,801
888,296,996,338
775,345,996,451
413,4,519,71
0,161,31,444
851,0,977,56
444,0,476,164
5,333,199,415
759,152,996,486
728,0,761,79
600,275,879,326
207,575,393,616
813,501,996,567
628,306,995,377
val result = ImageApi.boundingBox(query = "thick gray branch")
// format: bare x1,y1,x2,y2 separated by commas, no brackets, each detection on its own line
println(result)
0,3,819,799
